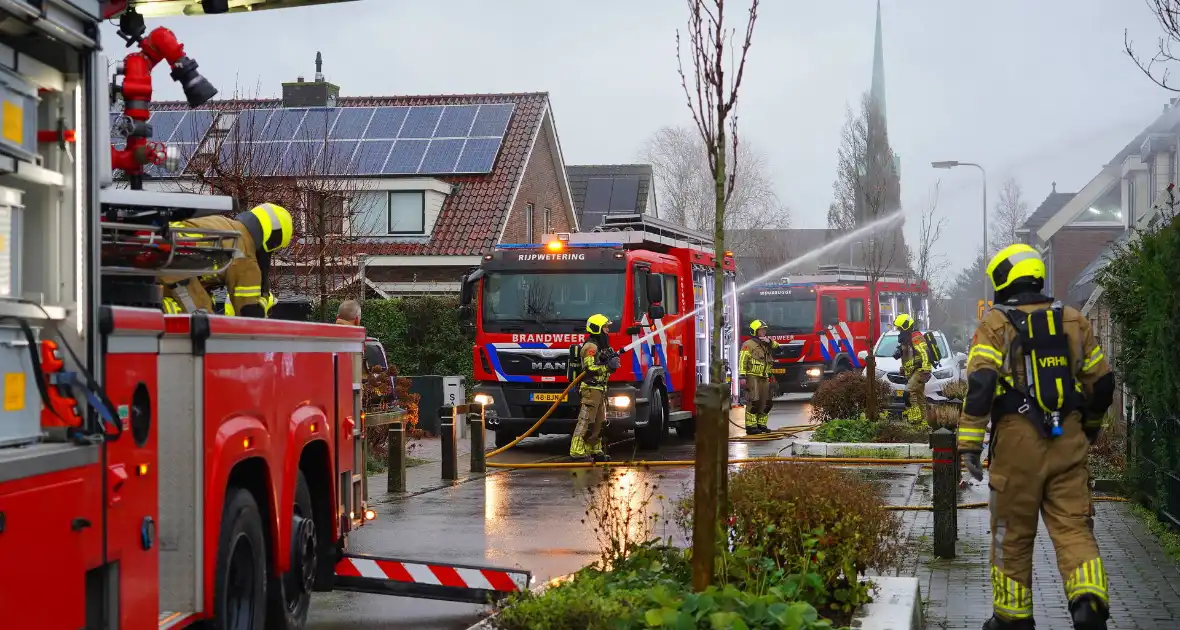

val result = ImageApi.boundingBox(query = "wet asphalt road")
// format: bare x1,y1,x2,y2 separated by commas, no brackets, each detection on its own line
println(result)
306,395,815,630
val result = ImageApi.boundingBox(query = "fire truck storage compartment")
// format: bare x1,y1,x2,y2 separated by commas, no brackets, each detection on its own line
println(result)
0,63,39,162
0,321,41,447
0,185,23,297
156,334,205,614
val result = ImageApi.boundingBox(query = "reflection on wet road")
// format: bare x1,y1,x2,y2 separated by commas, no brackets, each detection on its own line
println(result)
308,395,815,630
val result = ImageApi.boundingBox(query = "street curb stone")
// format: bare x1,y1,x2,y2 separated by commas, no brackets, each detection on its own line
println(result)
854,576,923,630
792,440,934,459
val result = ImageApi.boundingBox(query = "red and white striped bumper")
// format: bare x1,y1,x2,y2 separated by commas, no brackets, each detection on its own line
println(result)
334,553,532,604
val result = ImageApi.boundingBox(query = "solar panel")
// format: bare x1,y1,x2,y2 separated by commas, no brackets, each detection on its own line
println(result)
316,140,359,174
584,178,613,214
609,177,641,212
277,141,322,175
433,105,478,138
148,111,185,143
294,108,340,141
453,138,502,174
366,107,409,139
398,106,443,139
231,109,274,142
469,103,514,137
384,139,428,174
329,108,374,140
176,110,216,144
418,138,463,173
353,140,394,175
263,109,306,142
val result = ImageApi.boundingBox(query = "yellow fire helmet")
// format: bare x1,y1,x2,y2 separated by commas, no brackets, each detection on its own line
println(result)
987,243,1046,292
586,313,612,335
894,313,915,331
237,202,294,253
750,320,768,335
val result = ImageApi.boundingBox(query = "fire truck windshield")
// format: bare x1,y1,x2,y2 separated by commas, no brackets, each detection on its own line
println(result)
739,294,817,334
482,271,625,332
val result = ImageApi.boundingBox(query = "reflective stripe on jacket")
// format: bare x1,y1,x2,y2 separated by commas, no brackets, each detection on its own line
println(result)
739,338,778,378
580,341,610,391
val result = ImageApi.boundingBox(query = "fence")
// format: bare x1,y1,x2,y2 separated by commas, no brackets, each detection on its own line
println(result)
1125,400,1180,528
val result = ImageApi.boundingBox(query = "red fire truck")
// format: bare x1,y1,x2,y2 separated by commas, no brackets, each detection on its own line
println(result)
0,2,528,629
458,214,740,450
737,265,928,393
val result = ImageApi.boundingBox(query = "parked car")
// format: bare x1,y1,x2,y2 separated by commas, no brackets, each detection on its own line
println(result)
363,337,399,410
859,330,967,412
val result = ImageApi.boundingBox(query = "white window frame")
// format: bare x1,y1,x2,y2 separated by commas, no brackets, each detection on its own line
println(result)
525,203,535,243
387,190,426,235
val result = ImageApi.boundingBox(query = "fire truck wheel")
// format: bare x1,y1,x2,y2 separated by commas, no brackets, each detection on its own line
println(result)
213,487,268,630
635,387,666,451
269,471,316,629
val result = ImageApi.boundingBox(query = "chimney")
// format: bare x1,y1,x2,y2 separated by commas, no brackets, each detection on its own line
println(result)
281,51,340,108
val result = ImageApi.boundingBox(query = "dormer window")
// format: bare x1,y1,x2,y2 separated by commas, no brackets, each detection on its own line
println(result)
388,191,426,235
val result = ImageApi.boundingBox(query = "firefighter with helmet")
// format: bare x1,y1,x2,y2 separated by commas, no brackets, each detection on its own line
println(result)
570,313,621,462
161,203,293,318
739,320,779,435
892,313,932,426
959,243,1114,630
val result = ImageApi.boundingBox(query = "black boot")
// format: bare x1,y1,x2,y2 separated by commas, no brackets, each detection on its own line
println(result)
982,615,1035,630
1069,595,1109,630
591,452,611,463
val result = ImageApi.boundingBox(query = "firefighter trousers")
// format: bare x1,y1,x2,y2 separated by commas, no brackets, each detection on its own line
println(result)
744,375,771,429
904,371,929,426
987,414,1107,622
571,387,606,456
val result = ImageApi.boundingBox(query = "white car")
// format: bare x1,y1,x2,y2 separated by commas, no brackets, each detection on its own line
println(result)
858,330,967,408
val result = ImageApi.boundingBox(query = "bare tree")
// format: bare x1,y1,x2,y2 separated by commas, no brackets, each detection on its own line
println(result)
831,92,903,422
913,181,949,288
1126,0,1180,90
639,125,789,257
990,177,1030,253
159,87,378,319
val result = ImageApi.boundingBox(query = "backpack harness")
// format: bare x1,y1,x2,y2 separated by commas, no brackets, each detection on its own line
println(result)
991,301,1083,440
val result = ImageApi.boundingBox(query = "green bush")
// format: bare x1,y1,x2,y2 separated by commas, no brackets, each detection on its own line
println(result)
812,416,877,443
810,372,890,423
1097,199,1180,512
726,463,904,615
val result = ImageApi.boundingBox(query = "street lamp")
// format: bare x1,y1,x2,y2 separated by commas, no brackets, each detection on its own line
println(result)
931,160,988,305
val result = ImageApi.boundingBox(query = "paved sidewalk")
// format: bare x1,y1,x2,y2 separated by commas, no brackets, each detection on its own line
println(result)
895,471,1180,630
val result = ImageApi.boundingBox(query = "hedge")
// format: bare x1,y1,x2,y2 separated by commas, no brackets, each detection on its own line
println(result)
1097,201,1180,520
323,296,473,385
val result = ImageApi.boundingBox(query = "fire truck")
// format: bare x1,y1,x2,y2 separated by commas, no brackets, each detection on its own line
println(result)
458,214,740,450
0,2,528,629
738,265,928,393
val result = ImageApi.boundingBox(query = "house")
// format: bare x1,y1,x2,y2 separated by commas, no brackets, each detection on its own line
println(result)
565,164,657,230
134,63,578,296
1013,183,1089,302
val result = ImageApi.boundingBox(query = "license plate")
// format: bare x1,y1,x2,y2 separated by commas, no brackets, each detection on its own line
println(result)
770,368,786,374
894,390,905,399
530,392,568,402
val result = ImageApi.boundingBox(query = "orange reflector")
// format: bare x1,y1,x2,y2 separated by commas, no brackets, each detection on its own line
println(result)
137,463,148,476
545,240,564,252
243,437,252,449
309,423,317,433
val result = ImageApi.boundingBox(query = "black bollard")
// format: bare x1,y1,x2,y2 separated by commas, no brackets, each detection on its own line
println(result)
387,420,406,493
931,427,957,558
440,405,458,482
469,411,486,474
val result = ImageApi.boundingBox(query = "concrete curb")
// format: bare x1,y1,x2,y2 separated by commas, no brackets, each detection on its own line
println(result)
792,440,933,459
854,576,923,630
464,573,572,629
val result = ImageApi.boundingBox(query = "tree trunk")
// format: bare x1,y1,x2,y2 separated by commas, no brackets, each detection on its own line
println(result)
710,130,727,382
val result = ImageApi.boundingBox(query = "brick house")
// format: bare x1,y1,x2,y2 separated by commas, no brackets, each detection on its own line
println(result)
141,71,578,297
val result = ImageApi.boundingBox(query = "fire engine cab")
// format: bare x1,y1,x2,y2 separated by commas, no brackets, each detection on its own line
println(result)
0,2,528,629
459,214,740,450
738,265,928,393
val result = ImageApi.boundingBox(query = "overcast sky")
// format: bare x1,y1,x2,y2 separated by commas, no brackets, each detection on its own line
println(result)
107,0,1172,275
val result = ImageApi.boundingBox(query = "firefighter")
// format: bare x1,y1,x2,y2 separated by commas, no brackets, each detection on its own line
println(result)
160,203,293,318
959,244,1115,630
570,313,620,462
892,313,932,426
740,320,779,435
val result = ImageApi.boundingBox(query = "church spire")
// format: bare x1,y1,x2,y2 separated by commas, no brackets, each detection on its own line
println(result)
871,0,886,125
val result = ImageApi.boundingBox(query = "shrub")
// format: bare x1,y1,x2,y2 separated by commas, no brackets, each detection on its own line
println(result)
873,421,929,443
726,463,904,614
940,379,968,401
810,371,891,423
812,416,878,443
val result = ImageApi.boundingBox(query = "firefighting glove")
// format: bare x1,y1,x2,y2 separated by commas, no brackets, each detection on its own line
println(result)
962,451,984,481
607,355,621,370
892,346,903,360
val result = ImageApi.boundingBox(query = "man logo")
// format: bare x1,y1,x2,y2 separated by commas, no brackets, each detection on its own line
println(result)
532,360,567,371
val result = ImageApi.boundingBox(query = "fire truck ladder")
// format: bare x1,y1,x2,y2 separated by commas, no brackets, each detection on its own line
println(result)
334,552,533,604
567,213,715,252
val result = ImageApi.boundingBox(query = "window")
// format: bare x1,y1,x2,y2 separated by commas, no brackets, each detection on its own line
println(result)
525,203,535,242
820,295,839,327
303,192,345,236
1070,184,1122,225
482,272,626,331
633,266,652,320
388,191,425,234
1127,179,1136,226
543,207,552,236
662,274,679,315
739,295,817,334
846,297,866,322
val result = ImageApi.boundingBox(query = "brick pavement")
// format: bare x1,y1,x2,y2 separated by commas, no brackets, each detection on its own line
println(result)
890,469,1180,630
